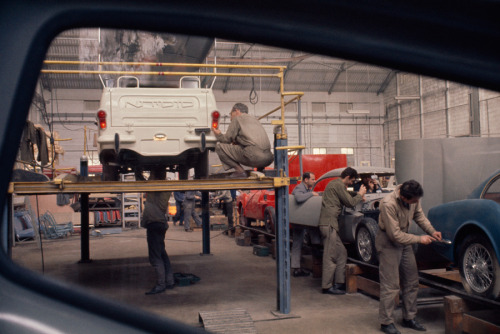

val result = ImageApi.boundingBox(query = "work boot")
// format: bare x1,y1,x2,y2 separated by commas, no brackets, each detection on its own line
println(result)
402,319,426,331
380,323,401,334
293,269,310,277
145,285,167,295
322,286,346,295
228,171,247,179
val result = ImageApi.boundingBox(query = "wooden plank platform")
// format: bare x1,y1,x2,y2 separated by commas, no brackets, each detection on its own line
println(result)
444,295,500,334
199,308,257,333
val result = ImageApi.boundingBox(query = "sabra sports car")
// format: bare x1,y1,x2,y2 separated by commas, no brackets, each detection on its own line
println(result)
237,166,396,264
289,166,395,264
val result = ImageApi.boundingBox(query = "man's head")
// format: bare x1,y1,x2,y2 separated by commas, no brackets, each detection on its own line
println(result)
340,167,358,186
230,103,248,120
361,175,371,186
302,171,316,188
400,179,424,204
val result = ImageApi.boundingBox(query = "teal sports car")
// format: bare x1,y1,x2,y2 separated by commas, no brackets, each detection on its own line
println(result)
428,169,500,300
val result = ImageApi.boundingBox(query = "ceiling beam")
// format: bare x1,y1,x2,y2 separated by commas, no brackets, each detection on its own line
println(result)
327,63,345,95
222,43,255,93
377,70,396,95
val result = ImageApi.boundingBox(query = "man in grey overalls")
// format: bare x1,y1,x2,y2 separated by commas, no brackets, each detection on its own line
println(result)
212,103,273,178
377,180,442,334
291,171,319,277
142,168,174,295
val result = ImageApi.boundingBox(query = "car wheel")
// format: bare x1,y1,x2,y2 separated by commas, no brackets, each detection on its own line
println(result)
237,204,251,227
178,165,189,180
102,164,119,181
355,218,378,264
239,213,252,227
264,206,276,234
194,150,209,179
459,234,500,299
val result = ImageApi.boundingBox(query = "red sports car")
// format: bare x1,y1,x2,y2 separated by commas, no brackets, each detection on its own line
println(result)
236,154,347,233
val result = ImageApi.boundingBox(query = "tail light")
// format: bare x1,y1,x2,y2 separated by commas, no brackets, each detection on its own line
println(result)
211,110,220,129
97,110,107,129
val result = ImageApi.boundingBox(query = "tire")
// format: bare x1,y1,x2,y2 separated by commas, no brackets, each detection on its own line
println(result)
102,164,119,181
178,165,189,180
355,217,378,264
238,204,252,227
194,150,209,179
264,206,276,234
459,234,500,299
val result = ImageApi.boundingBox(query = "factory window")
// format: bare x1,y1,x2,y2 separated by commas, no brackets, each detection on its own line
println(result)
311,102,326,114
312,147,326,154
341,147,354,155
339,103,353,113
285,102,297,115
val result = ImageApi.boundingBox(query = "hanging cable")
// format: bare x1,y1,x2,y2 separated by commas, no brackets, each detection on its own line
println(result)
249,77,258,105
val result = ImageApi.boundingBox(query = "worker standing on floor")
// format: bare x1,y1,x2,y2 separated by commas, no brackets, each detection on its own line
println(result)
377,180,442,334
142,167,175,295
213,189,234,234
319,167,366,295
291,171,319,277
183,190,202,232
172,191,185,226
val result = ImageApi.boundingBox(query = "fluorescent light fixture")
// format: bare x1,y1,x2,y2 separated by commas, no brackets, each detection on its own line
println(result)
346,109,370,114
395,96,420,100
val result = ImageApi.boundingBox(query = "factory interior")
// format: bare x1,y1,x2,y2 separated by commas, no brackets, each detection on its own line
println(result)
5,13,500,334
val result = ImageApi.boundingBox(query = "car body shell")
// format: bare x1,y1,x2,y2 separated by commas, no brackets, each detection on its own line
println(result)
289,166,395,244
237,166,395,244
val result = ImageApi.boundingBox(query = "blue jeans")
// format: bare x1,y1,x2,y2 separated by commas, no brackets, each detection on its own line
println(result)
173,200,184,224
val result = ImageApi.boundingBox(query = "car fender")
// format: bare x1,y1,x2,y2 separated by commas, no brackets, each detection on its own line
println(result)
339,211,364,244
428,199,500,264
288,194,322,227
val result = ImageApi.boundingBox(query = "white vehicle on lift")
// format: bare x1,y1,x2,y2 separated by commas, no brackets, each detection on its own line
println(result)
96,76,221,180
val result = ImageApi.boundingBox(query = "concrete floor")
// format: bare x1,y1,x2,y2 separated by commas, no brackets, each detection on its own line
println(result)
11,217,446,334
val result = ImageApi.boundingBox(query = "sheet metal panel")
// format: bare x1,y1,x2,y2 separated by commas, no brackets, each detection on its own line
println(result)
395,138,500,214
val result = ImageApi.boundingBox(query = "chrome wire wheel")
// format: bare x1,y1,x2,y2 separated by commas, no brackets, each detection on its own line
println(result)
462,243,494,294
355,218,378,264
357,227,372,262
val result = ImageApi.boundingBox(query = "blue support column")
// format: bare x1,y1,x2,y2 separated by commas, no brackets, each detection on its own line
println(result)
79,155,91,263
274,132,290,314
201,191,210,255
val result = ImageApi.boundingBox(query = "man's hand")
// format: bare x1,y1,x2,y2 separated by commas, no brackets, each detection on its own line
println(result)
432,231,442,241
358,184,367,196
420,235,436,245
312,191,319,196
212,127,221,136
